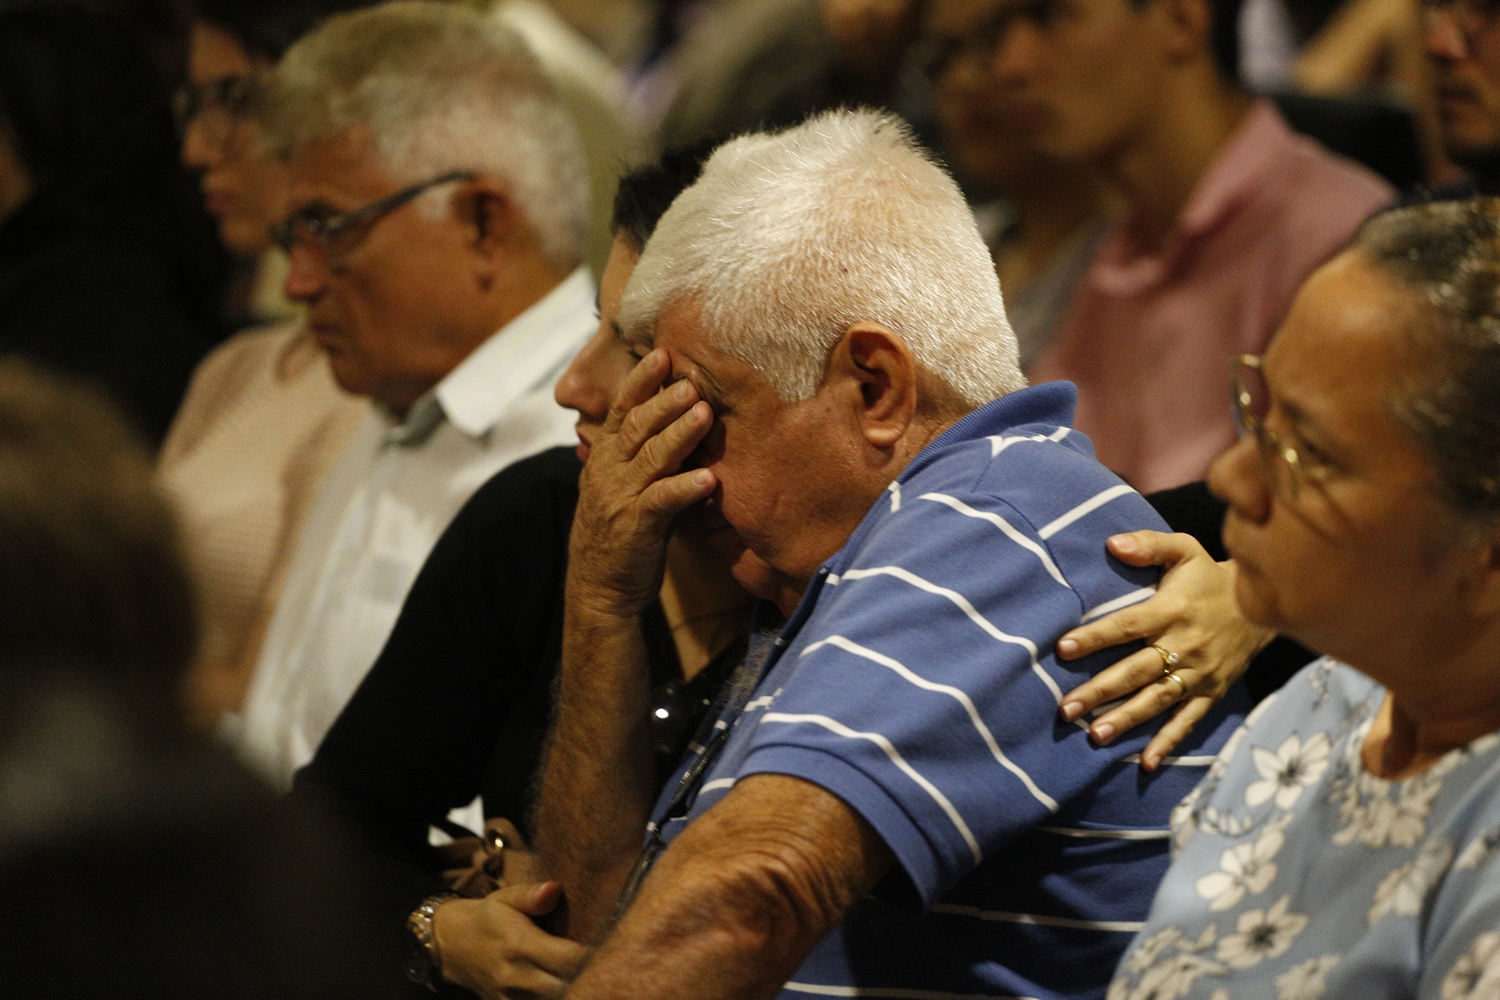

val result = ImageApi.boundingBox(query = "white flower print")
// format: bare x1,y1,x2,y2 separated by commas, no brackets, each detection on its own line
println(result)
1196,822,1286,912
1458,830,1500,871
1126,950,1227,1000
1245,732,1332,810
1333,765,1445,849
1214,896,1308,969
1275,954,1340,1000
1443,931,1500,1000
1368,836,1454,926
1128,927,1185,974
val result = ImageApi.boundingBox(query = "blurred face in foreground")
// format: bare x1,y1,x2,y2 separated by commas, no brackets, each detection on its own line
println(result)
1209,251,1481,683
180,22,289,257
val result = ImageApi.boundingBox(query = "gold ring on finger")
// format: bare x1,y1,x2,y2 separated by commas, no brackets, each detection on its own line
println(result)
484,828,509,855
1151,644,1180,670
1164,671,1188,698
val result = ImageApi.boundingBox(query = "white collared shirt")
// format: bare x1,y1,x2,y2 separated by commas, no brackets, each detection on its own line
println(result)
233,267,594,788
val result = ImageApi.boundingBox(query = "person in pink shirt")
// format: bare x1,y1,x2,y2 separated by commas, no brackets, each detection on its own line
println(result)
975,0,1395,491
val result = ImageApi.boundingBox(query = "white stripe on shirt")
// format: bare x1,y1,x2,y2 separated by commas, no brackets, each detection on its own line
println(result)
930,903,1144,933
918,493,1070,589
1081,587,1157,623
831,566,1067,709
1037,484,1137,540
760,712,983,864
987,426,1070,458
785,984,1039,1000
1038,825,1171,840
802,635,1058,812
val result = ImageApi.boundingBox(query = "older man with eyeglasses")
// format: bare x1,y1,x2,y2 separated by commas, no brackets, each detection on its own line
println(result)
228,0,595,789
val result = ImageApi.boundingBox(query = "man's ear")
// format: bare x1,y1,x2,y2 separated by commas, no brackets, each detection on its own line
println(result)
454,177,516,258
827,323,919,449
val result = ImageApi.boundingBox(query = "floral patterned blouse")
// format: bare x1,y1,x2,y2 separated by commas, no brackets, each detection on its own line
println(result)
1109,658,1500,1000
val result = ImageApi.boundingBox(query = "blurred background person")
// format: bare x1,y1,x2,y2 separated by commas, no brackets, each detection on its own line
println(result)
159,0,372,733
233,0,594,792
0,357,402,998
1010,0,1393,492
918,0,1119,366
0,2,228,445
1424,0,1500,196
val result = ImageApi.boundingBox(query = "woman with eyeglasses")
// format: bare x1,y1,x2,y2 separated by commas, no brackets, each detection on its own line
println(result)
1106,198,1500,999
159,0,372,730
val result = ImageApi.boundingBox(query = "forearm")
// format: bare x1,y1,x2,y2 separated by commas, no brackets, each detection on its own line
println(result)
535,600,660,941
564,775,892,1000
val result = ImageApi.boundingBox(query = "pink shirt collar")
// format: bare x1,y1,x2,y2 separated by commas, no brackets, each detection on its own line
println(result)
1090,99,1290,296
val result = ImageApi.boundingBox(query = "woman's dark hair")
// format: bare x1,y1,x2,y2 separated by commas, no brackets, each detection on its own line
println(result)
1353,198,1500,520
611,139,720,253
0,358,196,693
192,0,377,62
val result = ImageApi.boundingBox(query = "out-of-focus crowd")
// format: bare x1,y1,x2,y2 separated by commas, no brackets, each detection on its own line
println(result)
2,0,1500,998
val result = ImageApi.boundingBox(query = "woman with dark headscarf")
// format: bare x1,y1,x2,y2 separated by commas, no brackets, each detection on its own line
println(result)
0,3,228,445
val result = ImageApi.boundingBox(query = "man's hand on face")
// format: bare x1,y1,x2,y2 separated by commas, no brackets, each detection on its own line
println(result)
568,349,718,621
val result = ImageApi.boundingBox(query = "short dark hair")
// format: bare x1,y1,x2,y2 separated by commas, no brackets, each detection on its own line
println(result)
610,139,720,253
0,359,196,697
191,0,374,61
1354,199,1500,520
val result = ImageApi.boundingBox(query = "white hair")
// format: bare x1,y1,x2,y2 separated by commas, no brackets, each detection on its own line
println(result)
618,108,1024,408
265,0,588,270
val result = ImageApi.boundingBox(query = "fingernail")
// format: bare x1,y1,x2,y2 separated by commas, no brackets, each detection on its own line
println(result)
1142,753,1160,771
693,469,713,486
1111,535,1136,554
1060,700,1084,722
674,380,693,400
1092,722,1115,744
1057,637,1079,658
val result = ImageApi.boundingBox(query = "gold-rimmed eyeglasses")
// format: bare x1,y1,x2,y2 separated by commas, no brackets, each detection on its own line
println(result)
1232,354,1307,503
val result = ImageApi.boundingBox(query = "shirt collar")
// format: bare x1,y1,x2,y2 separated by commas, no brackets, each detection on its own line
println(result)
393,265,595,442
1090,99,1292,295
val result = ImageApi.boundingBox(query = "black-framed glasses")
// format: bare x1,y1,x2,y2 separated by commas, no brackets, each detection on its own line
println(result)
268,170,476,269
172,75,261,146
1232,354,1310,503
914,0,1069,82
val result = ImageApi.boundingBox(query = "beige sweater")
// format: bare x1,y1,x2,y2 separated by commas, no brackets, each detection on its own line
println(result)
158,321,368,723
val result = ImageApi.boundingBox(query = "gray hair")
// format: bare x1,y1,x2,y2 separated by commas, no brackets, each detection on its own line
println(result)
262,0,588,270
618,108,1024,409
1355,198,1500,520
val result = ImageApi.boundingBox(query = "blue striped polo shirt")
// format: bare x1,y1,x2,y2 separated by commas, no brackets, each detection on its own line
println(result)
644,382,1249,1000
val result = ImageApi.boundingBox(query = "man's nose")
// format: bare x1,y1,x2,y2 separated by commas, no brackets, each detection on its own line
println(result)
283,241,330,303
552,336,611,420
1208,436,1273,527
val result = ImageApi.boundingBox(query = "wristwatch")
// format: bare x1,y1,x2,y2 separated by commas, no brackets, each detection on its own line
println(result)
405,893,454,991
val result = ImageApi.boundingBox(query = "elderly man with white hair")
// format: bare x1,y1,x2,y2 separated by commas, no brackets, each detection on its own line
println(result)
532,108,1248,1000
231,0,594,787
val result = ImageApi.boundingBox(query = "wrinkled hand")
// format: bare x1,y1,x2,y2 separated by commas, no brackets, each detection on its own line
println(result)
434,882,592,1000
1055,531,1273,769
568,349,717,621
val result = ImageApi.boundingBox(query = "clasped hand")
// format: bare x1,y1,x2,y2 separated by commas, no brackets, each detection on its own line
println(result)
568,349,718,621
